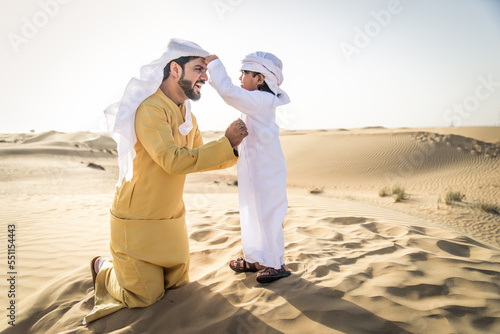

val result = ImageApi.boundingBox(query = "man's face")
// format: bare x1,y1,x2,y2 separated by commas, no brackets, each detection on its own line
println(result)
178,58,208,101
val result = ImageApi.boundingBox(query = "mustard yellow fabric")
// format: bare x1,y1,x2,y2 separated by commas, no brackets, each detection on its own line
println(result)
84,89,236,324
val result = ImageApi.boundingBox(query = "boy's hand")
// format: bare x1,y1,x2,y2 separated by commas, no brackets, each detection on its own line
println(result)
205,55,219,64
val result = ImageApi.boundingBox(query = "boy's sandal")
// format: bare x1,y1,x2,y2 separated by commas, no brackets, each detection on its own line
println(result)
256,266,291,284
229,257,259,273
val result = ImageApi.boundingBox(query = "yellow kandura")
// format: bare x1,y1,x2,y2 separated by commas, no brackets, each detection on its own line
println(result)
84,88,236,323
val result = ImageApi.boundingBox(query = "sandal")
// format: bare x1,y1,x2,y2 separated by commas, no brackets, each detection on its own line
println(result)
90,256,111,289
229,257,259,273
256,265,291,283
90,256,100,289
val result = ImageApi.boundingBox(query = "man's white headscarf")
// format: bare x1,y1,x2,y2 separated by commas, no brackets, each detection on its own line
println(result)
104,38,209,186
240,51,290,105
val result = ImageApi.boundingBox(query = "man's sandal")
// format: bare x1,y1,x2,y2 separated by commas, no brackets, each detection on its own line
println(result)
229,257,259,273
90,256,100,289
256,266,291,283
90,256,112,289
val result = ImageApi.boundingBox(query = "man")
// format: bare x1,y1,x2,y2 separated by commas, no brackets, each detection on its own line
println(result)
84,39,247,324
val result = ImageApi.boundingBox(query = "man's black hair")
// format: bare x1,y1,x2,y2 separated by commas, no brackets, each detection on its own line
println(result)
243,70,275,95
162,56,200,81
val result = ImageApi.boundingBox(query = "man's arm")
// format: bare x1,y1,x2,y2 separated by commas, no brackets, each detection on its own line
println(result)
192,126,237,172
135,103,237,175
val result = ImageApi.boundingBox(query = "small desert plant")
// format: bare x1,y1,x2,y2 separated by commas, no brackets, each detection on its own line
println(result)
475,201,500,215
310,188,323,194
379,185,406,202
392,185,406,203
393,190,405,202
379,187,391,197
87,162,105,171
444,191,465,205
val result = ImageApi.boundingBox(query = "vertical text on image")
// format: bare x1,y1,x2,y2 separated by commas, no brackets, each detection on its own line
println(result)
6,224,17,326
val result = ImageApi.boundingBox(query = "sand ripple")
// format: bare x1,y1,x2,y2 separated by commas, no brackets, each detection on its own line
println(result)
1,128,499,333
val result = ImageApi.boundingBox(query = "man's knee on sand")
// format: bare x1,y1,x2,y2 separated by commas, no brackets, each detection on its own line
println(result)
122,282,165,308
122,264,190,308
111,262,166,308
163,262,190,289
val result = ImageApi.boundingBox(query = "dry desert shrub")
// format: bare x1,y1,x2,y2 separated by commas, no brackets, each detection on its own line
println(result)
445,191,465,205
392,186,406,203
474,201,500,215
310,188,324,194
379,187,391,197
379,185,406,202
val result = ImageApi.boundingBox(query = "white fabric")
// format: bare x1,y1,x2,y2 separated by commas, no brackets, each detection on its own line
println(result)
240,51,290,103
104,38,209,186
208,58,290,269
178,99,192,135
97,257,112,271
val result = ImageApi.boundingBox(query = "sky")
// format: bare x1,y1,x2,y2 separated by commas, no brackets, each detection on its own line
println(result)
1,0,500,133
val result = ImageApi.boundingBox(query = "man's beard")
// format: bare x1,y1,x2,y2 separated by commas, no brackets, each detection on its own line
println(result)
178,74,202,101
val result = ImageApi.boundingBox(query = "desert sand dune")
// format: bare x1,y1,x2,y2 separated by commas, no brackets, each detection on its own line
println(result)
0,127,499,333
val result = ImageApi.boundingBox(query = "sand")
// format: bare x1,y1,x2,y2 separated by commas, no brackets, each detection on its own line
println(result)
0,127,499,333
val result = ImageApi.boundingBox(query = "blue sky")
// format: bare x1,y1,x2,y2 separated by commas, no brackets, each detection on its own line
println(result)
1,0,500,133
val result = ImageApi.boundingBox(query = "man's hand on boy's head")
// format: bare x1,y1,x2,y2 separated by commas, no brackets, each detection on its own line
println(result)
205,55,219,64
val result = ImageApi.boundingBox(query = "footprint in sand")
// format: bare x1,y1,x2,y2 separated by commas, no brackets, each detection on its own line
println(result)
364,245,399,257
386,283,449,300
361,222,379,233
311,263,340,277
224,211,239,215
437,240,471,257
190,230,229,245
463,267,500,277
406,251,429,262
342,242,362,249
326,217,368,225
297,225,343,240
210,235,229,245
190,230,213,242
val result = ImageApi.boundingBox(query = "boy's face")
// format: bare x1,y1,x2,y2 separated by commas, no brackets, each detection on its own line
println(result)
239,71,263,91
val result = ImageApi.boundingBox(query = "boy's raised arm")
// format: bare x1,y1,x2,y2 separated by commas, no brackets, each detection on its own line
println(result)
206,58,264,116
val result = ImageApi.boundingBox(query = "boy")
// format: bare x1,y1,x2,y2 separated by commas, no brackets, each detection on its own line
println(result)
206,52,291,283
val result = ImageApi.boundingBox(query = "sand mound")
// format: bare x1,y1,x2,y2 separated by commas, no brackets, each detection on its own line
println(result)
281,128,500,201
2,195,500,333
416,126,500,145
0,127,499,333
0,131,116,157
